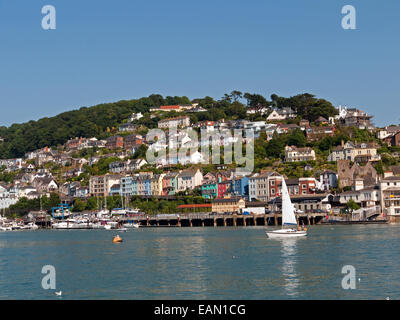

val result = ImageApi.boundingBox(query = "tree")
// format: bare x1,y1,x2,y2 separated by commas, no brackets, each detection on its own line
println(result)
346,199,360,214
72,198,86,212
286,129,307,148
243,93,271,108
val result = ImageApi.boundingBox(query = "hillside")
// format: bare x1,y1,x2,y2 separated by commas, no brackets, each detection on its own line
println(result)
0,95,191,159
0,92,336,159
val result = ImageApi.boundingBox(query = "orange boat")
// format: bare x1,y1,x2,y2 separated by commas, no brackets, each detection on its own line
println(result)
113,235,123,243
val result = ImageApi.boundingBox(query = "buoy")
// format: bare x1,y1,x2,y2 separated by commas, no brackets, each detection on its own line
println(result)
113,235,123,243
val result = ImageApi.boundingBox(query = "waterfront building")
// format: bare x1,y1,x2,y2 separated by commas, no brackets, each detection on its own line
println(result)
268,194,333,213
211,196,246,213
230,176,249,199
380,176,400,222
162,172,179,195
248,171,272,202
151,174,166,196
89,174,121,197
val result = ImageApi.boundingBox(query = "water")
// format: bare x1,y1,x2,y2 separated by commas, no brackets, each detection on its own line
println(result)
0,225,399,299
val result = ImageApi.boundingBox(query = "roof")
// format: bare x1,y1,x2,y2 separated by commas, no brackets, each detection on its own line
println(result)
177,204,212,209
159,105,181,110
212,196,243,203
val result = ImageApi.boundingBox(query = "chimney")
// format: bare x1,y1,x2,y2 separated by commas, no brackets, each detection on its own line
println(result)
341,140,344,147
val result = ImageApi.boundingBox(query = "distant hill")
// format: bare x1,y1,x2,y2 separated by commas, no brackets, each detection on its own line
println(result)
0,92,337,159
0,94,191,159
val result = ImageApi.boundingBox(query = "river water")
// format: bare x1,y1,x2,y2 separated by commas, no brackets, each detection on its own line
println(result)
0,224,399,299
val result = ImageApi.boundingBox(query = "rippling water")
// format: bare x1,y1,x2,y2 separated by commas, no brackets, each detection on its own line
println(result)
0,224,399,299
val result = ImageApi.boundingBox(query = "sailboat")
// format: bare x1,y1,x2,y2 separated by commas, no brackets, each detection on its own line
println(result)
266,178,307,238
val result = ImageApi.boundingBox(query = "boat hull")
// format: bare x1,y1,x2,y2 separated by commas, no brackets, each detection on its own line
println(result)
266,229,307,238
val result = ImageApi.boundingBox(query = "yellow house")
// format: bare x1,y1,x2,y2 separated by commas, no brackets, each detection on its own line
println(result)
151,173,165,196
211,196,246,214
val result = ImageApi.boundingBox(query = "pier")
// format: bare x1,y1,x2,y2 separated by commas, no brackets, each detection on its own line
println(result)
118,213,326,228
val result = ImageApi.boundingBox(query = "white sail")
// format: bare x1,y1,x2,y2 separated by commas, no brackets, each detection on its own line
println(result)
281,178,297,226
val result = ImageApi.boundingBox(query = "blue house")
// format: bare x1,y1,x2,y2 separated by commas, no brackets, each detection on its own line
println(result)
230,176,249,199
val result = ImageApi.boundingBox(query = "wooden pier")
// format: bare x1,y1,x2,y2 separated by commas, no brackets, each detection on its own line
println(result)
117,213,326,228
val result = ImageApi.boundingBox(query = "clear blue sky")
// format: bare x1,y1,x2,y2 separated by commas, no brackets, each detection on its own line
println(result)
0,0,399,127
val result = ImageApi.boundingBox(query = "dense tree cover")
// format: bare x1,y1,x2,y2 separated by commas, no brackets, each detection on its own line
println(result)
271,93,338,122
0,95,190,159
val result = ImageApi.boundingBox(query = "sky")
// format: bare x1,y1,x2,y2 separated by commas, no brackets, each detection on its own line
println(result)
0,0,399,127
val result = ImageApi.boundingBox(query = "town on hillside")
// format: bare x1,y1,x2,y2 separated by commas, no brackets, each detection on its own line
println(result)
1,92,400,229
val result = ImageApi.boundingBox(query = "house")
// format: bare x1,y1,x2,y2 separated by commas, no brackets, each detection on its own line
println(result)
306,126,336,142
150,105,183,112
202,172,217,184
106,136,124,149
119,123,137,132
380,176,400,222
109,161,127,174
151,174,165,196
177,169,203,192
194,121,215,132
211,196,246,213
246,106,270,115
65,137,84,150
338,107,374,130
129,112,143,122
18,186,37,198
267,194,332,213
124,134,143,150
127,159,147,171
337,160,377,189
187,106,207,113
158,116,191,129
317,171,338,191
248,171,273,201
327,141,380,162
201,182,218,199
381,131,400,147
339,187,380,208
267,108,296,121
299,119,310,130
315,116,328,126
284,146,316,162
377,125,400,140
0,185,18,209
230,176,249,199
89,174,121,197
162,172,179,195
32,177,58,193
275,123,299,134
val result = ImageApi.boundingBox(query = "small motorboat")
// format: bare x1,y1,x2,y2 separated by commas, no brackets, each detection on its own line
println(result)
123,222,139,229
113,235,123,243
